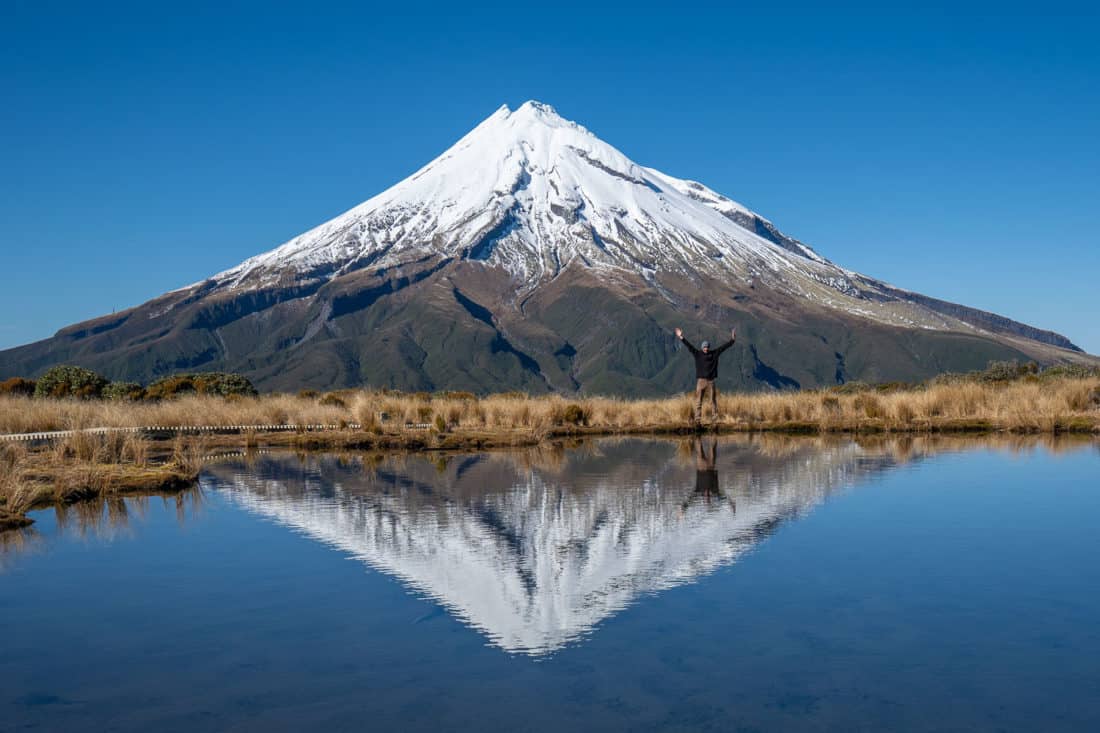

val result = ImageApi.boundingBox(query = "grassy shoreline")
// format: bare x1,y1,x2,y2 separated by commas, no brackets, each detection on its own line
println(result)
3,375,1098,436
2,376,1098,530
1,434,201,530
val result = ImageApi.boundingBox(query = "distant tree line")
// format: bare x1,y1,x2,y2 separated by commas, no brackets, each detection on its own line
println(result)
0,365,258,400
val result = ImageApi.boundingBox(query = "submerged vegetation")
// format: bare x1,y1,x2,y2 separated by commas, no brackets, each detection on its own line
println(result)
1,360,1097,530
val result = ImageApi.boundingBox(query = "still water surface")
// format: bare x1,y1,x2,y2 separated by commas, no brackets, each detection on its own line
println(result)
2,436,1099,731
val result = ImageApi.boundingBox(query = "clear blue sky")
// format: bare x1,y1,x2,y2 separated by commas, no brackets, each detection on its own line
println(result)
3,2,1098,353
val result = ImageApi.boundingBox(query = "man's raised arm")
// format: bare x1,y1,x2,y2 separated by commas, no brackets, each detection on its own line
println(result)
675,327,699,354
714,327,737,354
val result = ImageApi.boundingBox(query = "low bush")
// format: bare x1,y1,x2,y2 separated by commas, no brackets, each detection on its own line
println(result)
103,382,145,401
1041,364,1100,381
0,377,36,397
34,365,108,399
145,372,257,400
976,360,1039,383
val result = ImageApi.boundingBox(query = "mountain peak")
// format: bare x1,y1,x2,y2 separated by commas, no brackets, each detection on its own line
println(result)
220,100,813,290
512,99,566,122
481,99,589,139
481,100,575,130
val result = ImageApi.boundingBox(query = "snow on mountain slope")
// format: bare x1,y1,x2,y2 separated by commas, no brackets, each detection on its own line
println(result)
193,100,1080,347
217,102,850,294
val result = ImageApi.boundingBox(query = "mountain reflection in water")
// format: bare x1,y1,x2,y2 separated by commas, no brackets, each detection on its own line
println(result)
200,436,913,655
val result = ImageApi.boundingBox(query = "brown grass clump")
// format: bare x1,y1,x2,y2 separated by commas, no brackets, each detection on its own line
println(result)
1,443,30,510
0,431,200,529
171,436,207,474
0,377,36,397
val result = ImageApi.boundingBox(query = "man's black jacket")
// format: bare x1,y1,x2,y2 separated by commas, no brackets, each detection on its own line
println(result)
681,337,735,380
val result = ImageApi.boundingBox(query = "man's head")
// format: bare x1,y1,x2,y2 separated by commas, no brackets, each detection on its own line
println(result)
701,340,710,352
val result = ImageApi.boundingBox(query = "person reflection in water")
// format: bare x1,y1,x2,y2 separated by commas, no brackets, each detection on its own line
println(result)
681,437,735,514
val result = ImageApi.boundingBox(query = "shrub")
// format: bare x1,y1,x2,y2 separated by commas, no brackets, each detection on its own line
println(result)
298,389,319,400
102,382,145,401
319,393,347,408
975,360,1038,383
1041,364,1100,381
0,377,36,397
433,414,447,433
199,372,257,397
145,372,257,400
144,375,197,400
34,365,108,399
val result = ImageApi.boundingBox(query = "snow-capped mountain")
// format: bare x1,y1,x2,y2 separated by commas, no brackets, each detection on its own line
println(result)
0,101,1091,393
220,101,827,293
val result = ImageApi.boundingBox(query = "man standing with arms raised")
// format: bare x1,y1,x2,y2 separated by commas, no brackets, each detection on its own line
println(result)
675,326,737,425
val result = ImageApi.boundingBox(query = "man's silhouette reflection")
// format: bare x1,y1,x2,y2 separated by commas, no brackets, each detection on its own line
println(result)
681,437,735,513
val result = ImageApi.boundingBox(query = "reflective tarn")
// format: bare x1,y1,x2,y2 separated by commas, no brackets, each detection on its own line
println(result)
3,436,1099,732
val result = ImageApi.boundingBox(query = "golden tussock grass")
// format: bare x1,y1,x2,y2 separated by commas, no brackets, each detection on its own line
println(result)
0,430,199,521
0,378,1098,437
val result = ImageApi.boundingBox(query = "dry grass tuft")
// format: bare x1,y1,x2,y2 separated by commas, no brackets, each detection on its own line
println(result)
1,443,30,513
171,436,207,474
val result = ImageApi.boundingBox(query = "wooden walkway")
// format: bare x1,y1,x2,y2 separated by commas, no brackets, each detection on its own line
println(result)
0,423,404,443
